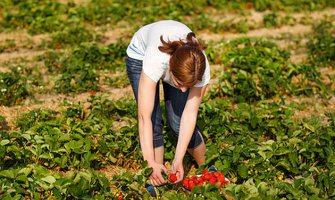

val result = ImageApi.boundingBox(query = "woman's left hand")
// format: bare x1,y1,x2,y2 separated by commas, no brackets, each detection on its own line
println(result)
171,159,184,183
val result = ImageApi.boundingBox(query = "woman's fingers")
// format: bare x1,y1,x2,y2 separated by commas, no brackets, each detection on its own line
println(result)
175,169,184,183
161,164,168,175
148,162,174,186
150,176,160,186
150,166,168,186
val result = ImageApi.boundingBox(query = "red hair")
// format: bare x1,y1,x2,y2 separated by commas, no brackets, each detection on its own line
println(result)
158,32,206,87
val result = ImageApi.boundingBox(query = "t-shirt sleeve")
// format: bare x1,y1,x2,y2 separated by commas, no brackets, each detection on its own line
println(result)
142,47,166,83
194,52,211,87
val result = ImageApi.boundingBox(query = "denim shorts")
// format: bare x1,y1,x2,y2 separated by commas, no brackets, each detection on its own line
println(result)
126,56,203,149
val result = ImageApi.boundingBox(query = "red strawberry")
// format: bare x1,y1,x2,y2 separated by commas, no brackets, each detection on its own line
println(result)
213,172,221,178
202,169,209,175
209,177,217,184
117,196,123,200
217,174,225,182
169,173,177,183
189,182,195,190
183,179,189,188
193,178,199,185
220,182,225,188
203,174,210,181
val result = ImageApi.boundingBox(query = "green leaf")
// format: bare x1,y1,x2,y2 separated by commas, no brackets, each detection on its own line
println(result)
21,133,32,140
128,182,141,192
0,169,16,179
303,123,315,132
74,171,92,183
143,167,153,177
0,139,10,146
237,164,248,178
276,159,291,171
107,154,117,163
18,167,33,176
41,175,56,184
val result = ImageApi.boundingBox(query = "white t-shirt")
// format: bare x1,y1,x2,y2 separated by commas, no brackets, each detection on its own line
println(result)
126,20,210,88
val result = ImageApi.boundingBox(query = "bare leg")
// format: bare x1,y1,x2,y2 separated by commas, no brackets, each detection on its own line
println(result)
187,132,206,166
154,146,164,164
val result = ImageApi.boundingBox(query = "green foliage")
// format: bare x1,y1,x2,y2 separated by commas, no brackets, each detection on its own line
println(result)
105,73,130,89
252,0,335,11
1,1,335,199
0,95,140,198
0,67,30,106
49,25,101,48
208,38,291,102
16,109,59,132
0,165,112,199
38,50,64,73
263,13,297,28
1,0,71,34
205,18,251,34
48,41,127,93
307,20,335,67
198,99,335,198
1,0,334,35
207,37,324,102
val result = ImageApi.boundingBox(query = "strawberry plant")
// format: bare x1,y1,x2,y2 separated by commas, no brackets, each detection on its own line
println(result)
45,41,127,93
207,37,325,102
49,25,101,49
1,1,70,34
252,0,335,11
38,50,64,73
0,1,335,199
52,43,104,93
0,67,30,106
208,37,292,102
104,73,130,89
197,99,335,198
307,20,335,67
0,165,112,199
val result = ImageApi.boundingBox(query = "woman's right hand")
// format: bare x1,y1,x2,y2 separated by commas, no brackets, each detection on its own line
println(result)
148,161,168,186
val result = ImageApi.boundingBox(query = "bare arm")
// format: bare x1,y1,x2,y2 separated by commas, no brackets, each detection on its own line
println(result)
172,86,207,181
138,72,156,163
138,71,167,186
